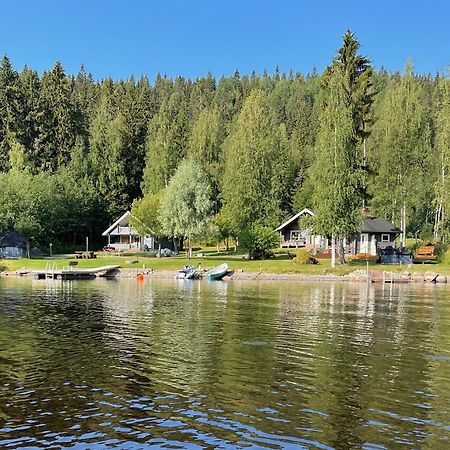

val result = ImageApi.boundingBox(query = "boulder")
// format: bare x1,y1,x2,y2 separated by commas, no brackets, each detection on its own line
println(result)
424,271,438,282
411,272,425,282
435,274,447,283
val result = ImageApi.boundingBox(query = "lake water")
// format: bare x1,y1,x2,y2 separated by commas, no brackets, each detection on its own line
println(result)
0,278,449,449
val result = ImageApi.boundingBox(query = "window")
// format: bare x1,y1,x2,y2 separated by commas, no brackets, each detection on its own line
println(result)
290,230,300,241
381,234,390,242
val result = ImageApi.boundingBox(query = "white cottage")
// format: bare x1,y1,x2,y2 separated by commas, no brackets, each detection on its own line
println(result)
102,211,155,251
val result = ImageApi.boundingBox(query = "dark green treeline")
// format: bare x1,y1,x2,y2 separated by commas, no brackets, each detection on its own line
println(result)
0,32,449,248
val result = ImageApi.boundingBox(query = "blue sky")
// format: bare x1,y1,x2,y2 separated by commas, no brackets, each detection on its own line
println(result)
1,0,449,81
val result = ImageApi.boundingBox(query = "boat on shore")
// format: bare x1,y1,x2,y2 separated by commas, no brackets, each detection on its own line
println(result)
175,265,200,280
204,263,229,281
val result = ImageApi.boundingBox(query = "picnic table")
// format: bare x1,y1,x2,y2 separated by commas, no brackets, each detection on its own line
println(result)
75,251,97,259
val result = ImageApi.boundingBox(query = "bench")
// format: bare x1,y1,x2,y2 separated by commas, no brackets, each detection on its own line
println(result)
68,261,78,267
414,245,437,261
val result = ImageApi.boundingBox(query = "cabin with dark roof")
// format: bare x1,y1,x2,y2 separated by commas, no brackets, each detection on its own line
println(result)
276,209,401,256
275,208,326,250
344,215,401,256
0,224,31,259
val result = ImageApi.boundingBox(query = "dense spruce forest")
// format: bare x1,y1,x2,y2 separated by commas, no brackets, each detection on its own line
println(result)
0,31,449,252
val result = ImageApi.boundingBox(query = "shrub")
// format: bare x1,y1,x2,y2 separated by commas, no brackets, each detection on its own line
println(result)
239,224,279,260
293,248,317,265
434,242,448,261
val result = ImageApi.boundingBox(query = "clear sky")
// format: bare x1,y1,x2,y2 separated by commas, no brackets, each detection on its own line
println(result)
1,0,449,81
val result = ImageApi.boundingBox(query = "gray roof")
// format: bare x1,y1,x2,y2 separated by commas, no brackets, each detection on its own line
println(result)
0,226,30,248
360,216,401,234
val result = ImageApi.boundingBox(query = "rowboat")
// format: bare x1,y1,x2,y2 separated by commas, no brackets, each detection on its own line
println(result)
175,265,199,280
204,263,229,281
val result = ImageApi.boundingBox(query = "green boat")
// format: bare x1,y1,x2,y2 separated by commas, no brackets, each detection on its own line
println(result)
204,263,229,281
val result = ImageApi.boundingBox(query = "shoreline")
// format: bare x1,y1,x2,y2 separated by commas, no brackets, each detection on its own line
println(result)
1,267,447,283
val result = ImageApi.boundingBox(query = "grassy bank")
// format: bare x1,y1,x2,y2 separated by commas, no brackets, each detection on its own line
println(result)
1,249,449,276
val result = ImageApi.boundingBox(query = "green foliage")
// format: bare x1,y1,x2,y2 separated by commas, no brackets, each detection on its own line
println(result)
311,55,363,239
369,60,432,240
221,90,291,231
293,248,316,265
433,242,448,261
0,33,450,250
130,191,164,245
239,224,279,260
159,159,213,245
439,247,450,265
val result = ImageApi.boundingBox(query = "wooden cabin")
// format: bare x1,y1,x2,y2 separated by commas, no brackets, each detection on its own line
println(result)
276,209,401,257
275,208,325,250
102,211,174,251
344,215,402,256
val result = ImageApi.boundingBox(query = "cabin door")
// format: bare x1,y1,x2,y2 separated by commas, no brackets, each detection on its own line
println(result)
360,233,369,254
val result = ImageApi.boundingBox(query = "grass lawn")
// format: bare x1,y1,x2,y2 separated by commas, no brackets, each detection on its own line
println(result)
1,248,449,276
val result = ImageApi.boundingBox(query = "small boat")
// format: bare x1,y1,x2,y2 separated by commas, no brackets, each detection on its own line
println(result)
204,263,229,281
175,265,199,280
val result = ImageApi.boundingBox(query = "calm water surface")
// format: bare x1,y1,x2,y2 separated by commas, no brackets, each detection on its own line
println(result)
0,278,449,449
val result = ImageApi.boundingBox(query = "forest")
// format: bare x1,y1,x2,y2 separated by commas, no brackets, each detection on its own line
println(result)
0,30,449,253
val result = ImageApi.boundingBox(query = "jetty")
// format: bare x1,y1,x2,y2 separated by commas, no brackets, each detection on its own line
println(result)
33,264,121,280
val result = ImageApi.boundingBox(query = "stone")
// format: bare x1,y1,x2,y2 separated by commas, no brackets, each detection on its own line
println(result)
435,275,447,283
411,272,425,282
424,271,438,282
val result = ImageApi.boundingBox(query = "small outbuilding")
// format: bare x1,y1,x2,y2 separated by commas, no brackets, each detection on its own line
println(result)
0,224,31,259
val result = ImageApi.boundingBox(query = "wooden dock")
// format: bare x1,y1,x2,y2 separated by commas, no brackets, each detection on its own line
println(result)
33,265,121,280
368,271,411,284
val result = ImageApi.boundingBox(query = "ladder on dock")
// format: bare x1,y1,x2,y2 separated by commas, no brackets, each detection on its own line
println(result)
44,262,57,280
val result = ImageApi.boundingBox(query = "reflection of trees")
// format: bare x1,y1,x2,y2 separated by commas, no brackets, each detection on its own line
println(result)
0,278,448,447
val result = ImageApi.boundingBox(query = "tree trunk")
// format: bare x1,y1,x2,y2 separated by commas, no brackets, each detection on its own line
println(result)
331,235,336,268
158,242,161,258
401,202,406,249
338,237,346,264
173,238,178,254
188,235,192,259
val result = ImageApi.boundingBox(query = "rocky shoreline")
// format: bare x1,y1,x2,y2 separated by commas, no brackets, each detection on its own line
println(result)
1,268,448,284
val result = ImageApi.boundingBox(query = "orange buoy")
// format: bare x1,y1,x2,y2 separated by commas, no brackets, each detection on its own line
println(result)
137,274,145,281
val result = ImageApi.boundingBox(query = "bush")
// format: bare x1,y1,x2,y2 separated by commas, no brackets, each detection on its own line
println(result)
293,248,317,265
433,242,448,261
239,224,279,260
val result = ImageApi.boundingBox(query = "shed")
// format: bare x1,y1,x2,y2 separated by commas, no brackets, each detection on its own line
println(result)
0,224,31,259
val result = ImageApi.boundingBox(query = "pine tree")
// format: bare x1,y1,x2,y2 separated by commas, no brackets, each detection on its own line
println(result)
0,55,23,171
34,61,78,170
142,93,189,194
311,65,362,266
89,95,129,218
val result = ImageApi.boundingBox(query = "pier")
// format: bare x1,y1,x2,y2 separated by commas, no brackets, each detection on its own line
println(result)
33,265,121,280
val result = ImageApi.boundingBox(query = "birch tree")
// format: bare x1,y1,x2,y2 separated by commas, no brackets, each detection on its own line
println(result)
370,61,432,245
433,75,450,240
